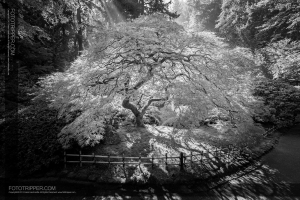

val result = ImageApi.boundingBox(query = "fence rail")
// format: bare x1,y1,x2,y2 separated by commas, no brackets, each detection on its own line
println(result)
64,147,246,171
64,151,186,170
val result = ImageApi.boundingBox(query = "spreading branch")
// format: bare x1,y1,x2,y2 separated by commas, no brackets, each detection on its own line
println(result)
141,97,167,115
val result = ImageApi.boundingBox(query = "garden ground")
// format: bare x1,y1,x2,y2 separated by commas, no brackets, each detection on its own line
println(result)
7,125,300,199
55,122,270,185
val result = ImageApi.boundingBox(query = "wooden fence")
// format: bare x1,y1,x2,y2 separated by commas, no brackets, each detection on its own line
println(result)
64,147,248,172
64,151,186,171
64,126,277,172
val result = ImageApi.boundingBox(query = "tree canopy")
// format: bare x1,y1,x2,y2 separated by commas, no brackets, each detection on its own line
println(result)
36,14,259,148
0,0,180,117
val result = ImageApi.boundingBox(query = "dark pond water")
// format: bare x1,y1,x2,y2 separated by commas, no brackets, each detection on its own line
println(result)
261,125,300,183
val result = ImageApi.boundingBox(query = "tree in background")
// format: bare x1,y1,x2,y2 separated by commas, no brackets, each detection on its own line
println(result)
172,0,300,128
111,0,179,21
253,1,300,46
171,0,190,26
253,79,300,126
146,0,179,18
216,0,300,48
214,0,300,81
216,0,258,47
192,0,222,31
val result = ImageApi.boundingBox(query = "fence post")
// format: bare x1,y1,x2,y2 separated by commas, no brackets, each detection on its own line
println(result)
79,150,82,167
201,151,203,163
165,153,168,169
152,155,154,169
64,150,66,169
226,151,230,168
108,154,111,167
229,144,233,154
139,153,141,166
122,154,125,168
180,152,184,171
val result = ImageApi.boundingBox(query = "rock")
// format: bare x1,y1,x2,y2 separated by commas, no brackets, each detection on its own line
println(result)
88,174,98,181
107,178,120,184
57,170,69,177
75,173,88,180
178,185,193,194
96,177,105,183
67,172,75,178
40,177,60,182
32,172,44,178
45,170,57,177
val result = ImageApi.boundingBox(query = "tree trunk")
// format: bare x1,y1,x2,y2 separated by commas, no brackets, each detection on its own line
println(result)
121,90,169,127
139,0,144,16
135,113,145,128
122,97,145,128
76,5,83,55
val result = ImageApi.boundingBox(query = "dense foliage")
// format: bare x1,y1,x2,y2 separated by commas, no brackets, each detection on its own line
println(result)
0,103,66,176
36,13,262,147
214,0,300,48
253,80,300,127
173,0,300,128
112,0,179,20
58,106,119,148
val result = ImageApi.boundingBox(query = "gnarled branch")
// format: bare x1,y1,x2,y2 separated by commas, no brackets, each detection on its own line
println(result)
141,97,166,116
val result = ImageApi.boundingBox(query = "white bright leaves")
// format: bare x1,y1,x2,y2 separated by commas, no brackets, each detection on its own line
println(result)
37,14,260,147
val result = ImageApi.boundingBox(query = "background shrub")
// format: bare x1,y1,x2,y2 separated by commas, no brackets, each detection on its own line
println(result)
58,106,122,149
0,102,66,177
253,80,300,127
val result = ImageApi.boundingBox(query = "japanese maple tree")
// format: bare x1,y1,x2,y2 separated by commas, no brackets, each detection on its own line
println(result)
37,14,256,147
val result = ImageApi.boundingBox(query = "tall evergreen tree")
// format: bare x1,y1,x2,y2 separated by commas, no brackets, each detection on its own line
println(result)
111,0,179,20
194,0,222,31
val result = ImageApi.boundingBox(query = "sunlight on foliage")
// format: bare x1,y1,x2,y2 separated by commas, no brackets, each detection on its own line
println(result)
35,13,265,147
263,39,300,80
